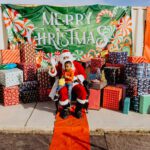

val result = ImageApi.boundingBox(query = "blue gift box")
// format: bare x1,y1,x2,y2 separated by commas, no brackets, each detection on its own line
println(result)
123,97,130,114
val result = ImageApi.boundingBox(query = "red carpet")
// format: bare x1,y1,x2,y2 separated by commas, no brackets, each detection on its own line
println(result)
49,108,90,150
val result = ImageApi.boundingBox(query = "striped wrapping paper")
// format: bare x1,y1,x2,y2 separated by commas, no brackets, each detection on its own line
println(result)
128,56,147,63
0,68,23,87
125,63,146,78
37,68,51,88
0,49,20,64
18,63,37,81
20,90,38,103
20,43,36,63
19,81,38,92
38,88,50,101
108,52,128,64
130,96,140,112
0,85,19,106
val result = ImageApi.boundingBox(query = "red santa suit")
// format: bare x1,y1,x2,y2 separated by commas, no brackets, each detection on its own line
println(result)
48,50,88,107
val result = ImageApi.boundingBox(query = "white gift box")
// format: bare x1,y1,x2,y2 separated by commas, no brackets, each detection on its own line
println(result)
0,68,23,87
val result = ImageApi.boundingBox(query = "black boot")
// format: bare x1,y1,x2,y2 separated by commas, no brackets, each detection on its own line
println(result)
60,103,70,119
84,102,89,113
75,102,83,119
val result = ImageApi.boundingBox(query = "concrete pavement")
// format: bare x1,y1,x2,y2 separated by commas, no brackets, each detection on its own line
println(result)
0,101,150,133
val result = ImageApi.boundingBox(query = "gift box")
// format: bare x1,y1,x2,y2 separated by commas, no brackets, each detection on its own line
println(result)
123,97,130,114
0,85,19,106
20,43,36,63
128,56,147,63
91,58,105,73
125,63,146,78
37,68,51,88
130,96,140,112
88,89,101,110
137,78,149,95
0,49,20,64
19,81,38,92
103,86,122,110
0,68,23,87
90,80,107,90
108,52,128,64
18,63,37,81
139,95,150,114
20,90,38,103
38,88,50,101
105,63,125,82
125,77,138,97
146,64,150,78
104,67,121,85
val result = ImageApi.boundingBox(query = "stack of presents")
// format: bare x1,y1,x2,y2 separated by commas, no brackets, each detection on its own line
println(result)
0,45,150,116
83,52,150,115
0,44,52,106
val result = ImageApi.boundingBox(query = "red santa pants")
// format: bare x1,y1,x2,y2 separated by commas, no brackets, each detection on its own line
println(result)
58,84,87,106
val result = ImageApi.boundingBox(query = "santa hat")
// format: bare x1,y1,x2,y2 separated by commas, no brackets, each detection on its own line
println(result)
61,49,72,58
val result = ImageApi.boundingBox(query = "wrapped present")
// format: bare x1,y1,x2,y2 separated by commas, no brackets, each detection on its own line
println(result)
19,81,38,92
38,88,50,101
146,64,150,78
37,68,51,88
0,85,19,106
20,90,38,103
125,63,146,78
116,84,127,109
18,63,37,81
0,68,23,87
90,80,107,90
125,77,138,97
108,52,128,64
88,73,97,80
128,56,147,63
104,67,121,85
139,95,150,114
137,78,149,95
123,97,130,114
91,58,105,73
130,96,140,112
88,89,101,110
0,49,20,64
20,43,36,63
103,86,122,110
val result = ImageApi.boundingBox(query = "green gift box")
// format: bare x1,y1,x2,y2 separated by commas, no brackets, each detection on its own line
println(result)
123,97,130,115
139,95,150,114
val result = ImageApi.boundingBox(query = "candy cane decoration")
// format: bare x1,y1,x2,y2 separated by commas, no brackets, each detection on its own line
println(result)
96,9,113,24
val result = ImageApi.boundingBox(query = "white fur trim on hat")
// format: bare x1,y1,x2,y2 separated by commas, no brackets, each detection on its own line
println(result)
77,75,85,83
77,98,87,104
59,99,69,106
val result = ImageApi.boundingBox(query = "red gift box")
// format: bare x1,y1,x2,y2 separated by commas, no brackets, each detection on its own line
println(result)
88,89,101,110
0,49,20,64
91,58,105,73
128,56,147,63
37,68,51,88
18,63,37,81
38,88,50,102
103,86,122,110
20,43,36,63
0,85,19,106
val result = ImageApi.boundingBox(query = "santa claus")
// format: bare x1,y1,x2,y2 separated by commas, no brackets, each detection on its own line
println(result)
48,49,89,119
